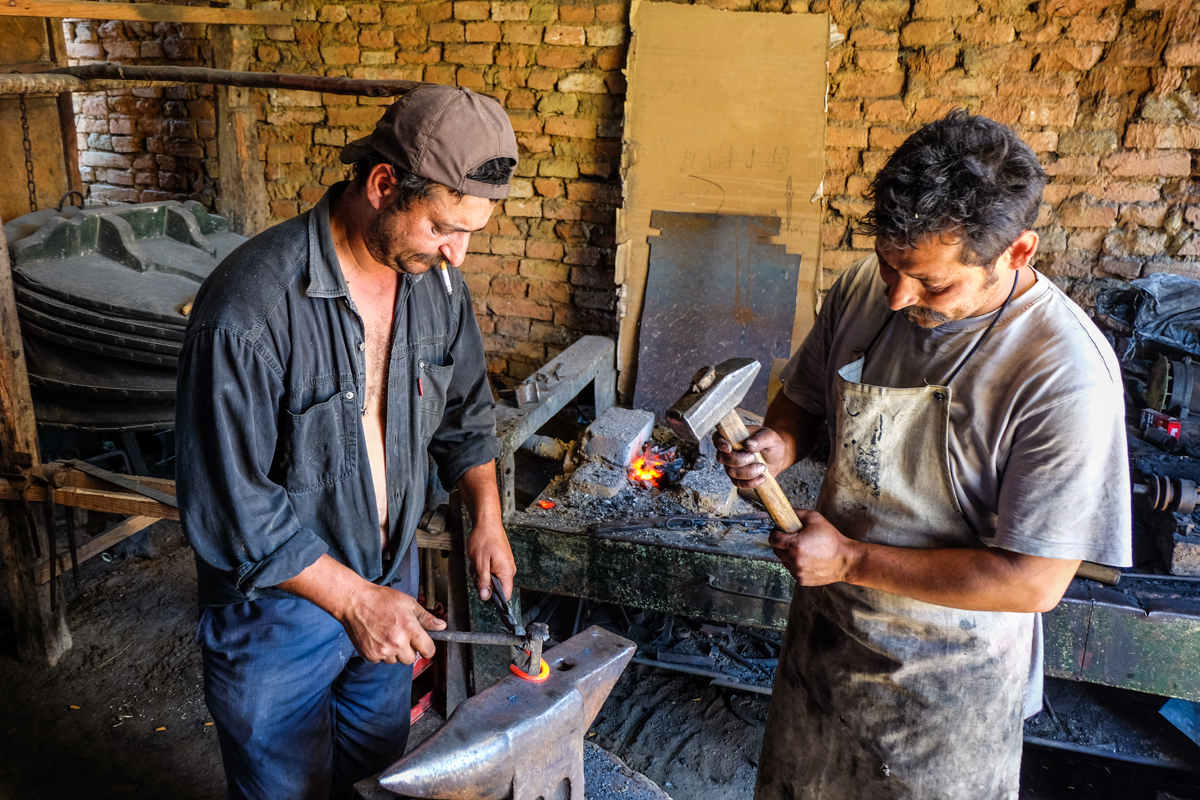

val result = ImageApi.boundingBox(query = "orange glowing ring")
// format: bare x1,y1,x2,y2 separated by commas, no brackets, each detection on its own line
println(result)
510,658,550,682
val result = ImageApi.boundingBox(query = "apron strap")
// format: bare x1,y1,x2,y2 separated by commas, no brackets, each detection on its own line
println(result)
943,270,1020,387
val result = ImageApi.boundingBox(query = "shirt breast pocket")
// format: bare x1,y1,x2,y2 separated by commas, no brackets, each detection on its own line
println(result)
272,390,357,494
418,354,455,443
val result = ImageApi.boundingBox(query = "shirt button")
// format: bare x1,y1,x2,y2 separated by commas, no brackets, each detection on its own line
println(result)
358,342,366,351
345,391,354,400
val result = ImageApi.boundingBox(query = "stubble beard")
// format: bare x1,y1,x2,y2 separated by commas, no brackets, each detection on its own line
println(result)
899,264,1001,329
363,199,443,275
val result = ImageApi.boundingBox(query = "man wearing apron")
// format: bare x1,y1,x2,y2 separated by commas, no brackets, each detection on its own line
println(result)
717,110,1132,799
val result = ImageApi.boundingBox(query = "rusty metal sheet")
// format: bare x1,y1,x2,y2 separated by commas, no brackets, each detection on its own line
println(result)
633,212,800,419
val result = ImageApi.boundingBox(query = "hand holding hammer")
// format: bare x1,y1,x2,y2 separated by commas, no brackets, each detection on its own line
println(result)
666,359,803,534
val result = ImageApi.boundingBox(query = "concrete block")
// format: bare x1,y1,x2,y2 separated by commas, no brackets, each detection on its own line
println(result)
678,458,737,515
582,407,654,467
569,460,626,499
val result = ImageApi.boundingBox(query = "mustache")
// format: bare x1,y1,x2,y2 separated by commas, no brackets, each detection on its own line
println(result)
903,305,952,326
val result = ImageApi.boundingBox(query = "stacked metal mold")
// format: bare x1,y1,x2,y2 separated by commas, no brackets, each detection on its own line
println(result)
4,201,245,431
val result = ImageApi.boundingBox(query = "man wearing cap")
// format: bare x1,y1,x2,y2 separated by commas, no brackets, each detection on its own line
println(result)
177,86,519,798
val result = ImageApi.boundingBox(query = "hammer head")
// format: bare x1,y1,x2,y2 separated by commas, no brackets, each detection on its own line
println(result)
665,358,760,442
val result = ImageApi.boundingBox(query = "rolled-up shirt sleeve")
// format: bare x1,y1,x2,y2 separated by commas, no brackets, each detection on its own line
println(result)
427,278,502,488
176,327,328,596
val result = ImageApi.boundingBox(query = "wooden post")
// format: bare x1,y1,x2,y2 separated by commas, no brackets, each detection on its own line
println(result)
0,217,71,664
212,7,268,237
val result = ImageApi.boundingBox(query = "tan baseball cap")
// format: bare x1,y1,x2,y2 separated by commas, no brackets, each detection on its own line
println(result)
340,85,518,200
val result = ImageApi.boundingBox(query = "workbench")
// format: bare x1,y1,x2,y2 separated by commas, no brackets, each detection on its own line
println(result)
469,337,1200,704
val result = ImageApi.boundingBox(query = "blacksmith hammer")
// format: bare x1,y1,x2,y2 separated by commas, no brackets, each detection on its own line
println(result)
360,625,635,800
666,358,803,534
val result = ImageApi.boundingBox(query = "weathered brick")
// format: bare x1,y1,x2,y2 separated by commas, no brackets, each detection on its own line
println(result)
359,29,395,48
519,259,571,281
545,117,597,138
419,1,454,22
1068,14,1121,42
855,49,899,71
1044,155,1099,176
1165,42,1200,66
1019,98,1078,128
538,48,590,69
957,20,1015,45
912,0,978,17
466,21,502,41
1124,124,1200,150
1057,197,1117,228
527,239,564,259
836,70,906,98
455,0,491,19
489,297,554,320
1022,130,1058,151
566,181,621,204
502,22,543,44
320,44,360,64
1058,129,1119,155
900,20,955,47
492,1,531,20
559,1,595,22
850,28,898,47
430,21,466,41
1101,151,1191,177
558,72,607,93
1040,43,1104,71
444,43,495,63
870,126,919,149
505,198,543,217
586,25,624,47
491,273,529,296
827,125,869,148
544,24,585,45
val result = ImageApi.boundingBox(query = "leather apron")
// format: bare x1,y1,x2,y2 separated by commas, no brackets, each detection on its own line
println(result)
756,285,1031,800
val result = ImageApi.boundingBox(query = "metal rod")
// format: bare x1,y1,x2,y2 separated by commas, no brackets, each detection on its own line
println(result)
631,655,773,696
1123,572,1200,583
53,64,425,96
1022,736,1200,774
427,630,524,647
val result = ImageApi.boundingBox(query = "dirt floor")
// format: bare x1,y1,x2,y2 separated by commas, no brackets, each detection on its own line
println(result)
2,522,1200,799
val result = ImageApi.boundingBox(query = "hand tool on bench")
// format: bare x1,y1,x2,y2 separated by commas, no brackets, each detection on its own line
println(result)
589,511,773,534
666,358,803,534
365,625,636,800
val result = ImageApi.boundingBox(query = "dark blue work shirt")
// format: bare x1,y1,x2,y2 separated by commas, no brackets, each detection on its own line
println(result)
176,184,499,607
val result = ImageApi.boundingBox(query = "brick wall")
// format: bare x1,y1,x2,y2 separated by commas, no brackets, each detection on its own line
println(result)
65,0,1200,385
64,19,215,205
821,0,1200,310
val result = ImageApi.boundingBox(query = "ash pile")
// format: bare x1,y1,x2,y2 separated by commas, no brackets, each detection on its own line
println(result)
522,406,767,528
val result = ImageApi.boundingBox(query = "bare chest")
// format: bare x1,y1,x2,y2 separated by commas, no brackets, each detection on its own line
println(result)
347,286,396,413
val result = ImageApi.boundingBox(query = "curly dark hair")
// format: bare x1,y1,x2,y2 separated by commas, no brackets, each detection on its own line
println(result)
351,152,515,210
859,110,1047,267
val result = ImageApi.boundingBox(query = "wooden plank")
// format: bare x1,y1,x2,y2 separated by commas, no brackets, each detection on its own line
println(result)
49,468,176,497
0,484,179,520
33,515,157,584
0,213,70,664
0,1,291,25
212,6,268,236
48,16,83,197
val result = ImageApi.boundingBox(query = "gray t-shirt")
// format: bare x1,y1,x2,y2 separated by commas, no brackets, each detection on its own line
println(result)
783,254,1132,567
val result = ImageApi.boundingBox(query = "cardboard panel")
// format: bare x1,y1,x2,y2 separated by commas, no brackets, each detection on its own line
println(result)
616,1,829,399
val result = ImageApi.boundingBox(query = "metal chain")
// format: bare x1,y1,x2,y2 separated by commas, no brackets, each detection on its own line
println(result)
18,94,37,212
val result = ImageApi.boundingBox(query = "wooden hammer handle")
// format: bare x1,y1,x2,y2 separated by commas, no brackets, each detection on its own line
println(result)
716,410,803,534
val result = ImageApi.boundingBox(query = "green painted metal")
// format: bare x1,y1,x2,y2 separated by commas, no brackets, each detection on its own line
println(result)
1043,582,1200,702
501,518,1200,703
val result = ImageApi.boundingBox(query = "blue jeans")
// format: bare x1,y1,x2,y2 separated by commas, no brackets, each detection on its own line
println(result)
197,546,418,800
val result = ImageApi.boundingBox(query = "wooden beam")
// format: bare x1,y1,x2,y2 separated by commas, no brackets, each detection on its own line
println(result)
0,1,291,25
0,484,179,520
0,214,70,664
212,3,267,236
33,515,157,584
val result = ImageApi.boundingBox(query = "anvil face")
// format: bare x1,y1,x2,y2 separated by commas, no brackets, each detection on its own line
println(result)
378,626,636,800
